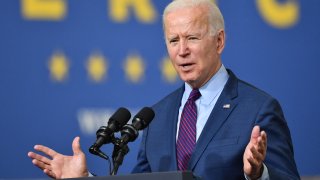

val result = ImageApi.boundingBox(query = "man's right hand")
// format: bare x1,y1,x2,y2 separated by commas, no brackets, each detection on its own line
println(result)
28,136,89,179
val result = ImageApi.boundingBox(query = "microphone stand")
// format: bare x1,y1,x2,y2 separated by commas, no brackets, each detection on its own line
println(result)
89,145,109,161
111,137,129,175
89,132,116,175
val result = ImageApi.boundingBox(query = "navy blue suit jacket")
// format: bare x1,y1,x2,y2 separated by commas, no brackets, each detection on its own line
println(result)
132,70,299,179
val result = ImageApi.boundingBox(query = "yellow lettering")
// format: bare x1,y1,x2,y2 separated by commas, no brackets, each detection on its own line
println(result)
109,0,157,23
256,0,299,28
21,0,66,20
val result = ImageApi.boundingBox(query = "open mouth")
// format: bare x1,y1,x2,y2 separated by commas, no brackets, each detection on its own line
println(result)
180,63,195,71
182,63,192,67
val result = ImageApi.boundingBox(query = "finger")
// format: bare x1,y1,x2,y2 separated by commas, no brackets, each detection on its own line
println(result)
32,159,53,171
256,132,267,154
28,152,51,165
261,131,267,146
261,130,267,139
245,143,253,157
248,147,263,169
34,145,58,157
250,126,260,144
247,156,259,169
257,138,266,155
256,138,265,155
72,136,83,156
250,146,264,164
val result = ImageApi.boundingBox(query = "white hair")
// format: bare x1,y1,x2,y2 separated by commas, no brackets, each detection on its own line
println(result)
163,0,225,36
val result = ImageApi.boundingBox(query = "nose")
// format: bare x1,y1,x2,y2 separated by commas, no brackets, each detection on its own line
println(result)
178,40,190,57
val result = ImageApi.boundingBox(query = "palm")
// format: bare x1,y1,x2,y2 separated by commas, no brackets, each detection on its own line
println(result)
51,152,86,178
243,143,256,175
243,126,267,179
28,137,88,179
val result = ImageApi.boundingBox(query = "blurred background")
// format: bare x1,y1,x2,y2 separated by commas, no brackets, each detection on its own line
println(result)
0,0,319,179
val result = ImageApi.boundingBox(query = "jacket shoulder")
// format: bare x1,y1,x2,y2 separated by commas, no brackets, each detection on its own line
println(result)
151,86,184,110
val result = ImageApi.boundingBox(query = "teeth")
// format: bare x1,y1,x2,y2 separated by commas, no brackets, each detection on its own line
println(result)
181,63,193,71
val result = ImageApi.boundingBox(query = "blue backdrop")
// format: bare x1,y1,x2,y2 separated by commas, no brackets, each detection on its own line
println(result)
0,0,319,178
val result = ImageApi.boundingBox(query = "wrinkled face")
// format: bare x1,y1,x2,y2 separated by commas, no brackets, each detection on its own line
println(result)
164,6,224,88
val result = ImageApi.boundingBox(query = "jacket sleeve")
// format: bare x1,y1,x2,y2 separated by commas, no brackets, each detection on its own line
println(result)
131,126,152,173
256,97,300,179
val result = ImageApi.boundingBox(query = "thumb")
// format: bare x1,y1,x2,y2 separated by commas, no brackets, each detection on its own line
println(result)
72,136,83,156
250,125,260,144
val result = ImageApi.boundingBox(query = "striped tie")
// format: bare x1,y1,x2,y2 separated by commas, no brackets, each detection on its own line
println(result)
176,89,201,171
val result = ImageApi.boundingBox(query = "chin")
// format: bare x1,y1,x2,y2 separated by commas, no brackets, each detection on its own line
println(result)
185,79,198,87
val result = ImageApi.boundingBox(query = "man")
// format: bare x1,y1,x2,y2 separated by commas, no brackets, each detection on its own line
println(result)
28,0,300,179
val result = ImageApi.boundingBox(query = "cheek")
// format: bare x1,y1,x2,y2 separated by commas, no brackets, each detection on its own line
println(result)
167,48,178,62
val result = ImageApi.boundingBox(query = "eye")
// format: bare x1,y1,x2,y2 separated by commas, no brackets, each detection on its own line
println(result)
188,36,199,41
169,38,179,45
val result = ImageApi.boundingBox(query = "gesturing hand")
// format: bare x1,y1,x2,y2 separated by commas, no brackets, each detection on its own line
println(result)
243,126,267,180
28,136,88,179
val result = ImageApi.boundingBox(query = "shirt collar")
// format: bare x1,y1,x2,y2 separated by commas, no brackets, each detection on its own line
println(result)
184,64,229,105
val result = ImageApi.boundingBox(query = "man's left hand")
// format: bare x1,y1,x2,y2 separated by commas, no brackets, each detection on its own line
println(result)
243,125,267,180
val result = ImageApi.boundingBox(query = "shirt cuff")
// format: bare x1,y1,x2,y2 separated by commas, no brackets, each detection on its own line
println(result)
88,171,96,177
244,163,269,180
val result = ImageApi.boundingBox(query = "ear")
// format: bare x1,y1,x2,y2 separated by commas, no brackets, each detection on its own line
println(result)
216,30,225,54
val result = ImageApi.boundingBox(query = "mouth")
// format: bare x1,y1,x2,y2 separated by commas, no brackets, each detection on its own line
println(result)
179,63,195,71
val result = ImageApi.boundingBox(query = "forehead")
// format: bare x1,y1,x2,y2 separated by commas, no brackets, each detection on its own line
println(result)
164,6,209,35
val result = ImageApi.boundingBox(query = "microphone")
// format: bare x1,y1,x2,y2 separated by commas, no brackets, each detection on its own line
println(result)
110,107,154,175
89,107,131,156
117,107,155,148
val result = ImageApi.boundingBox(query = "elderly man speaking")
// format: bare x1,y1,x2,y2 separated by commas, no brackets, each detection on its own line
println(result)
28,0,300,179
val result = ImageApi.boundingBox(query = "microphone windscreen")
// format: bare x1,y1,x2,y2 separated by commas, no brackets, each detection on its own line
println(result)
109,107,131,127
134,107,155,129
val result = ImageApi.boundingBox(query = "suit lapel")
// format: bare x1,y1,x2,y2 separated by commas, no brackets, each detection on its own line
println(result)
189,70,239,170
166,86,184,171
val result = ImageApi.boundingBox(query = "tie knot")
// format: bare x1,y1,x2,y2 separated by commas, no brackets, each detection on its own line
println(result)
188,89,201,101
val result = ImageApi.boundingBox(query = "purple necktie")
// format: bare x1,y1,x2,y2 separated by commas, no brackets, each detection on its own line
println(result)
176,89,201,171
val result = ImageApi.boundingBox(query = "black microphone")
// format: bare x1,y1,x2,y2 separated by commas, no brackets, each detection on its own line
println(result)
89,107,131,155
117,107,155,148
